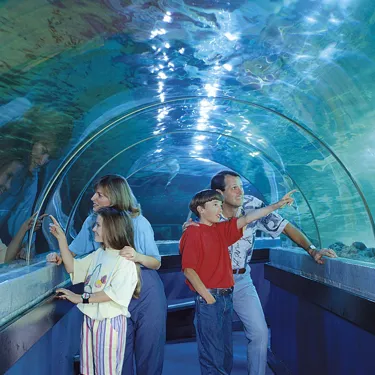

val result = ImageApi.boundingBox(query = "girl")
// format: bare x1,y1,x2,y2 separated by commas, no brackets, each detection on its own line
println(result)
50,207,141,375
47,174,167,375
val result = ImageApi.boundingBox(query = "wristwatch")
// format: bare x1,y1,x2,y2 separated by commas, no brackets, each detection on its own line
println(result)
81,292,90,304
308,244,317,251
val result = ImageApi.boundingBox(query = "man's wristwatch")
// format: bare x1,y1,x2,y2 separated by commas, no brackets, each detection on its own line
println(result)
81,292,90,304
308,244,317,253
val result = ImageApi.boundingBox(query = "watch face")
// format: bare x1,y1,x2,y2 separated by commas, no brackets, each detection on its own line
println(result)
82,292,90,299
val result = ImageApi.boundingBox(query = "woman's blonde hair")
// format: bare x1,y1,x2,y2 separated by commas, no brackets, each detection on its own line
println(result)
94,175,141,217
97,207,141,299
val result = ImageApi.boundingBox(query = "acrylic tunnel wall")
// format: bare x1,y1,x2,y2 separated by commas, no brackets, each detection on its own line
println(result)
2,96,375,268
0,0,374,263
33,96,374,257
1,0,375,373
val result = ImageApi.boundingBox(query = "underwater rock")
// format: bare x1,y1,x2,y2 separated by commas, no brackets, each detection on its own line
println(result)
328,241,374,261
352,242,367,251
365,248,375,257
336,246,352,257
347,245,360,255
328,242,346,252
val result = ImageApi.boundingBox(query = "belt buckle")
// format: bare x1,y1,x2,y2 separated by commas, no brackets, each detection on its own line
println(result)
221,287,233,296
208,288,233,296
234,268,245,275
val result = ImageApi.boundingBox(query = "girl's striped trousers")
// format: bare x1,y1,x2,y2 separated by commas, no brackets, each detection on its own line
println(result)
81,314,127,375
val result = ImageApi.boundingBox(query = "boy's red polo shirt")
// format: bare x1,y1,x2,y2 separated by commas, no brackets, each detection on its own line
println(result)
179,218,242,291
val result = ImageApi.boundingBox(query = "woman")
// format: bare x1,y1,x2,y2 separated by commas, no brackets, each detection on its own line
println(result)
48,174,167,375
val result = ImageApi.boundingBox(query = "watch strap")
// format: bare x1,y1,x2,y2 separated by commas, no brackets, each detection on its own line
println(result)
81,292,90,304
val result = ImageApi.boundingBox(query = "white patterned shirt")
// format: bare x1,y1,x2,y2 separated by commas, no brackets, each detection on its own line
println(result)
220,195,289,269
71,248,138,320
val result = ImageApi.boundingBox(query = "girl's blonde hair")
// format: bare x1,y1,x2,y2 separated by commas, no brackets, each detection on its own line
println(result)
97,207,141,299
94,175,141,217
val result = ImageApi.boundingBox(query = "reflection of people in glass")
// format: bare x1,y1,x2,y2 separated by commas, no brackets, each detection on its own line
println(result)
0,155,24,196
4,142,50,244
48,175,167,375
0,154,26,262
0,213,45,264
0,106,73,254
29,141,52,173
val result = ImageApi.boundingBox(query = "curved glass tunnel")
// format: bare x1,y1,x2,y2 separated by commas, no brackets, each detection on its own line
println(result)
1,0,375,374
38,96,374,254
0,0,374,265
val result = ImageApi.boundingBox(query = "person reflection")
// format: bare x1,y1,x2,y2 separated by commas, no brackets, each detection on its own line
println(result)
0,155,24,196
0,154,47,262
5,137,53,246
0,106,73,258
0,213,45,264
0,154,25,263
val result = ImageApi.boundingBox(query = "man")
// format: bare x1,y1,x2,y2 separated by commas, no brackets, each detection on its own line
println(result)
185,170,337,375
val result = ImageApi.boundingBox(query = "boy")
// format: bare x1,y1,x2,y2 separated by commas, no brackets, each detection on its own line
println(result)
180,189,294,375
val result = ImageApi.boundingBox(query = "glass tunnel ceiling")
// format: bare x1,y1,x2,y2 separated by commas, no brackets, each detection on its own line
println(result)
1,0,375,249
42,97,372,249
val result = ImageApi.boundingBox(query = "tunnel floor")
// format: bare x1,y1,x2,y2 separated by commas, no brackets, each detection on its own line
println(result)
163,331,275,374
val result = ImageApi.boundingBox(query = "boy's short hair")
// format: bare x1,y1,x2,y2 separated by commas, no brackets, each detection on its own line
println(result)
189,189,224,217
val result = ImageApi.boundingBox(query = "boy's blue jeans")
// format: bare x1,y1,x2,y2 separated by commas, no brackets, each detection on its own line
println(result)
195,290,234,375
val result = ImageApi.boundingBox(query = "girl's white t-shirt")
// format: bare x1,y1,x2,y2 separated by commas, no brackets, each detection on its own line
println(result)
71,247,138,320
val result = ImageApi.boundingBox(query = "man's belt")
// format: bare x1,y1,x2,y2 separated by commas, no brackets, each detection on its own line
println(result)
233,268,246,275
